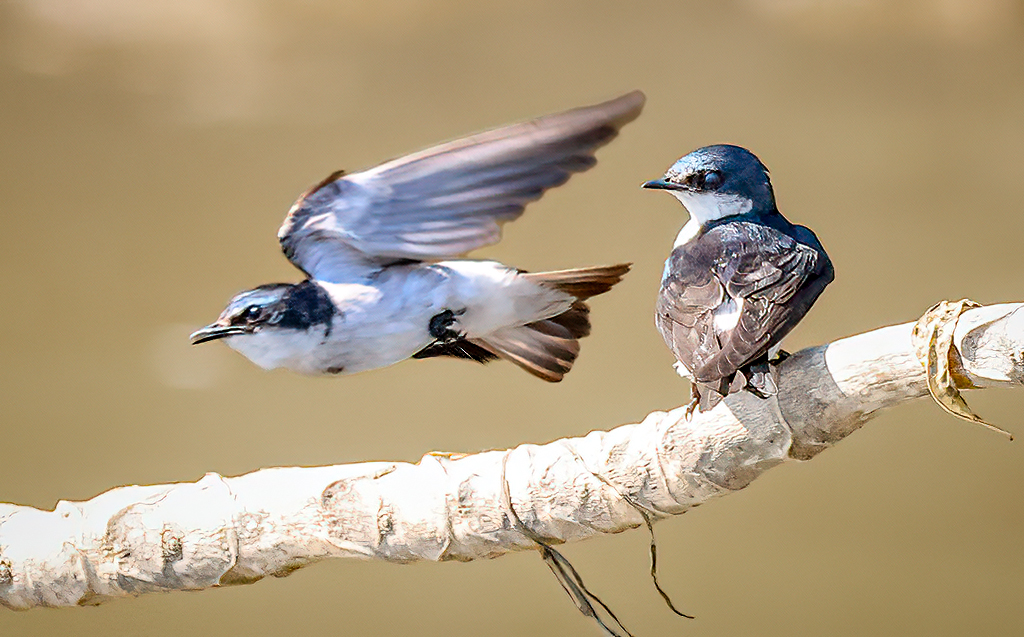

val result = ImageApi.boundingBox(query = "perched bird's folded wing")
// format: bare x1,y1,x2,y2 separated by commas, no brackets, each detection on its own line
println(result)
658,222,833,384
278,91,645,279
656,245,726,379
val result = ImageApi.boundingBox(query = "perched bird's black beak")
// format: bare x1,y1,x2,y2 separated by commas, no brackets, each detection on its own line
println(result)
641,179,685,191
190,323,248,345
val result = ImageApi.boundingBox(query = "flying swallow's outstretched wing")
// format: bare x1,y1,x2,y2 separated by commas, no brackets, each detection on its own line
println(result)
656,220,833,405
277,91,645,281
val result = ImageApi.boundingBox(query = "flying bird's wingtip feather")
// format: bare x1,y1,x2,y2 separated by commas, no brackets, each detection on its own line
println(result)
565,90,645,132
611,89,646,121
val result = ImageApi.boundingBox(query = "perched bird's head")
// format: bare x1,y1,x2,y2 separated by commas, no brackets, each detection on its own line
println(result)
642,144,776,225
190,281,336,371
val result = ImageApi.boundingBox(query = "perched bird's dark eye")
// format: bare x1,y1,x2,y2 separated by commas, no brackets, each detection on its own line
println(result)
244,305,262,321
702,170,723,190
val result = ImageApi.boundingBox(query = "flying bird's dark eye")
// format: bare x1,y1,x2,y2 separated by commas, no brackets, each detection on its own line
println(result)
702,170,723,190
244,305,262,321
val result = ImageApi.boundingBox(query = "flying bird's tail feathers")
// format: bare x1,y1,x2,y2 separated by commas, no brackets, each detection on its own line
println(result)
521,263,632,300
469,323,580,383
473,263,630,381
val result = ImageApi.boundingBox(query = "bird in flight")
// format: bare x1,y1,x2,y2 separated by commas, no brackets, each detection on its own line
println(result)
643,144,833,412
191,92,643,382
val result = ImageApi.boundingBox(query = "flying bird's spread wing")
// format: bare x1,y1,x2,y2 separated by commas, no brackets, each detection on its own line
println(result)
657,221,833,395
278,91,645,280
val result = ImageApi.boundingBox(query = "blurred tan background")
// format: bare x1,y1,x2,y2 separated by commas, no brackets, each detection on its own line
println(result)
2,0,1024,634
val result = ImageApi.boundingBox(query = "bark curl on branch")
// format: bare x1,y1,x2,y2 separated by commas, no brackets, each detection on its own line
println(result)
2,302,1022,611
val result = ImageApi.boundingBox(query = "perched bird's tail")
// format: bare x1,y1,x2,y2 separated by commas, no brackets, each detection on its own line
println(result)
472,264,631,382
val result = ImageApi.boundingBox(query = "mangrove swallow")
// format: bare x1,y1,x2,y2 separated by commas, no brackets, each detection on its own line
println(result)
191,92,644,382
643,144,834,411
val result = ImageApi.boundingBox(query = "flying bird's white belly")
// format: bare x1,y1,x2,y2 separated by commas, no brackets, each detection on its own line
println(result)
224,279,437,375
230,261,573,376
315,276,449,374
437,260,572,335
228,326,332,374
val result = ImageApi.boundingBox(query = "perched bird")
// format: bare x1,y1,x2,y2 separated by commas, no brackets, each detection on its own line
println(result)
643,145,834,412
190,92,643,382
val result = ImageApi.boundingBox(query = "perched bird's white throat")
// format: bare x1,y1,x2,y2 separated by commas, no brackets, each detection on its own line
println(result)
672,191,754,247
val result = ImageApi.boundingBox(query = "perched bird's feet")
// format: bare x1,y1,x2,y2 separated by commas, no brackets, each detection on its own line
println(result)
684,400,699,420
428,308,466,343
770,349,792,364
744,362,778,399
684,386,701,420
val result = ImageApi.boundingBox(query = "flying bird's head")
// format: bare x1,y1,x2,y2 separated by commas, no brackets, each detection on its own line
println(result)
642,144,776,225
190,281,336,371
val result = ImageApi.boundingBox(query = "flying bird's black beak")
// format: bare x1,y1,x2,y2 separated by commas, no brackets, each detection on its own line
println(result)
641,179,685,191
190,323,248,345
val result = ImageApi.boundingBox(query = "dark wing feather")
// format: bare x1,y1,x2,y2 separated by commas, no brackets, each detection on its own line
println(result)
411,339,499,363
657,221,833,386
278,91,645,280
656,249,725,381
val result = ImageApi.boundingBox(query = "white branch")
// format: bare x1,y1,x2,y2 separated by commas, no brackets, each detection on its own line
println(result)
2,302,1023,611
